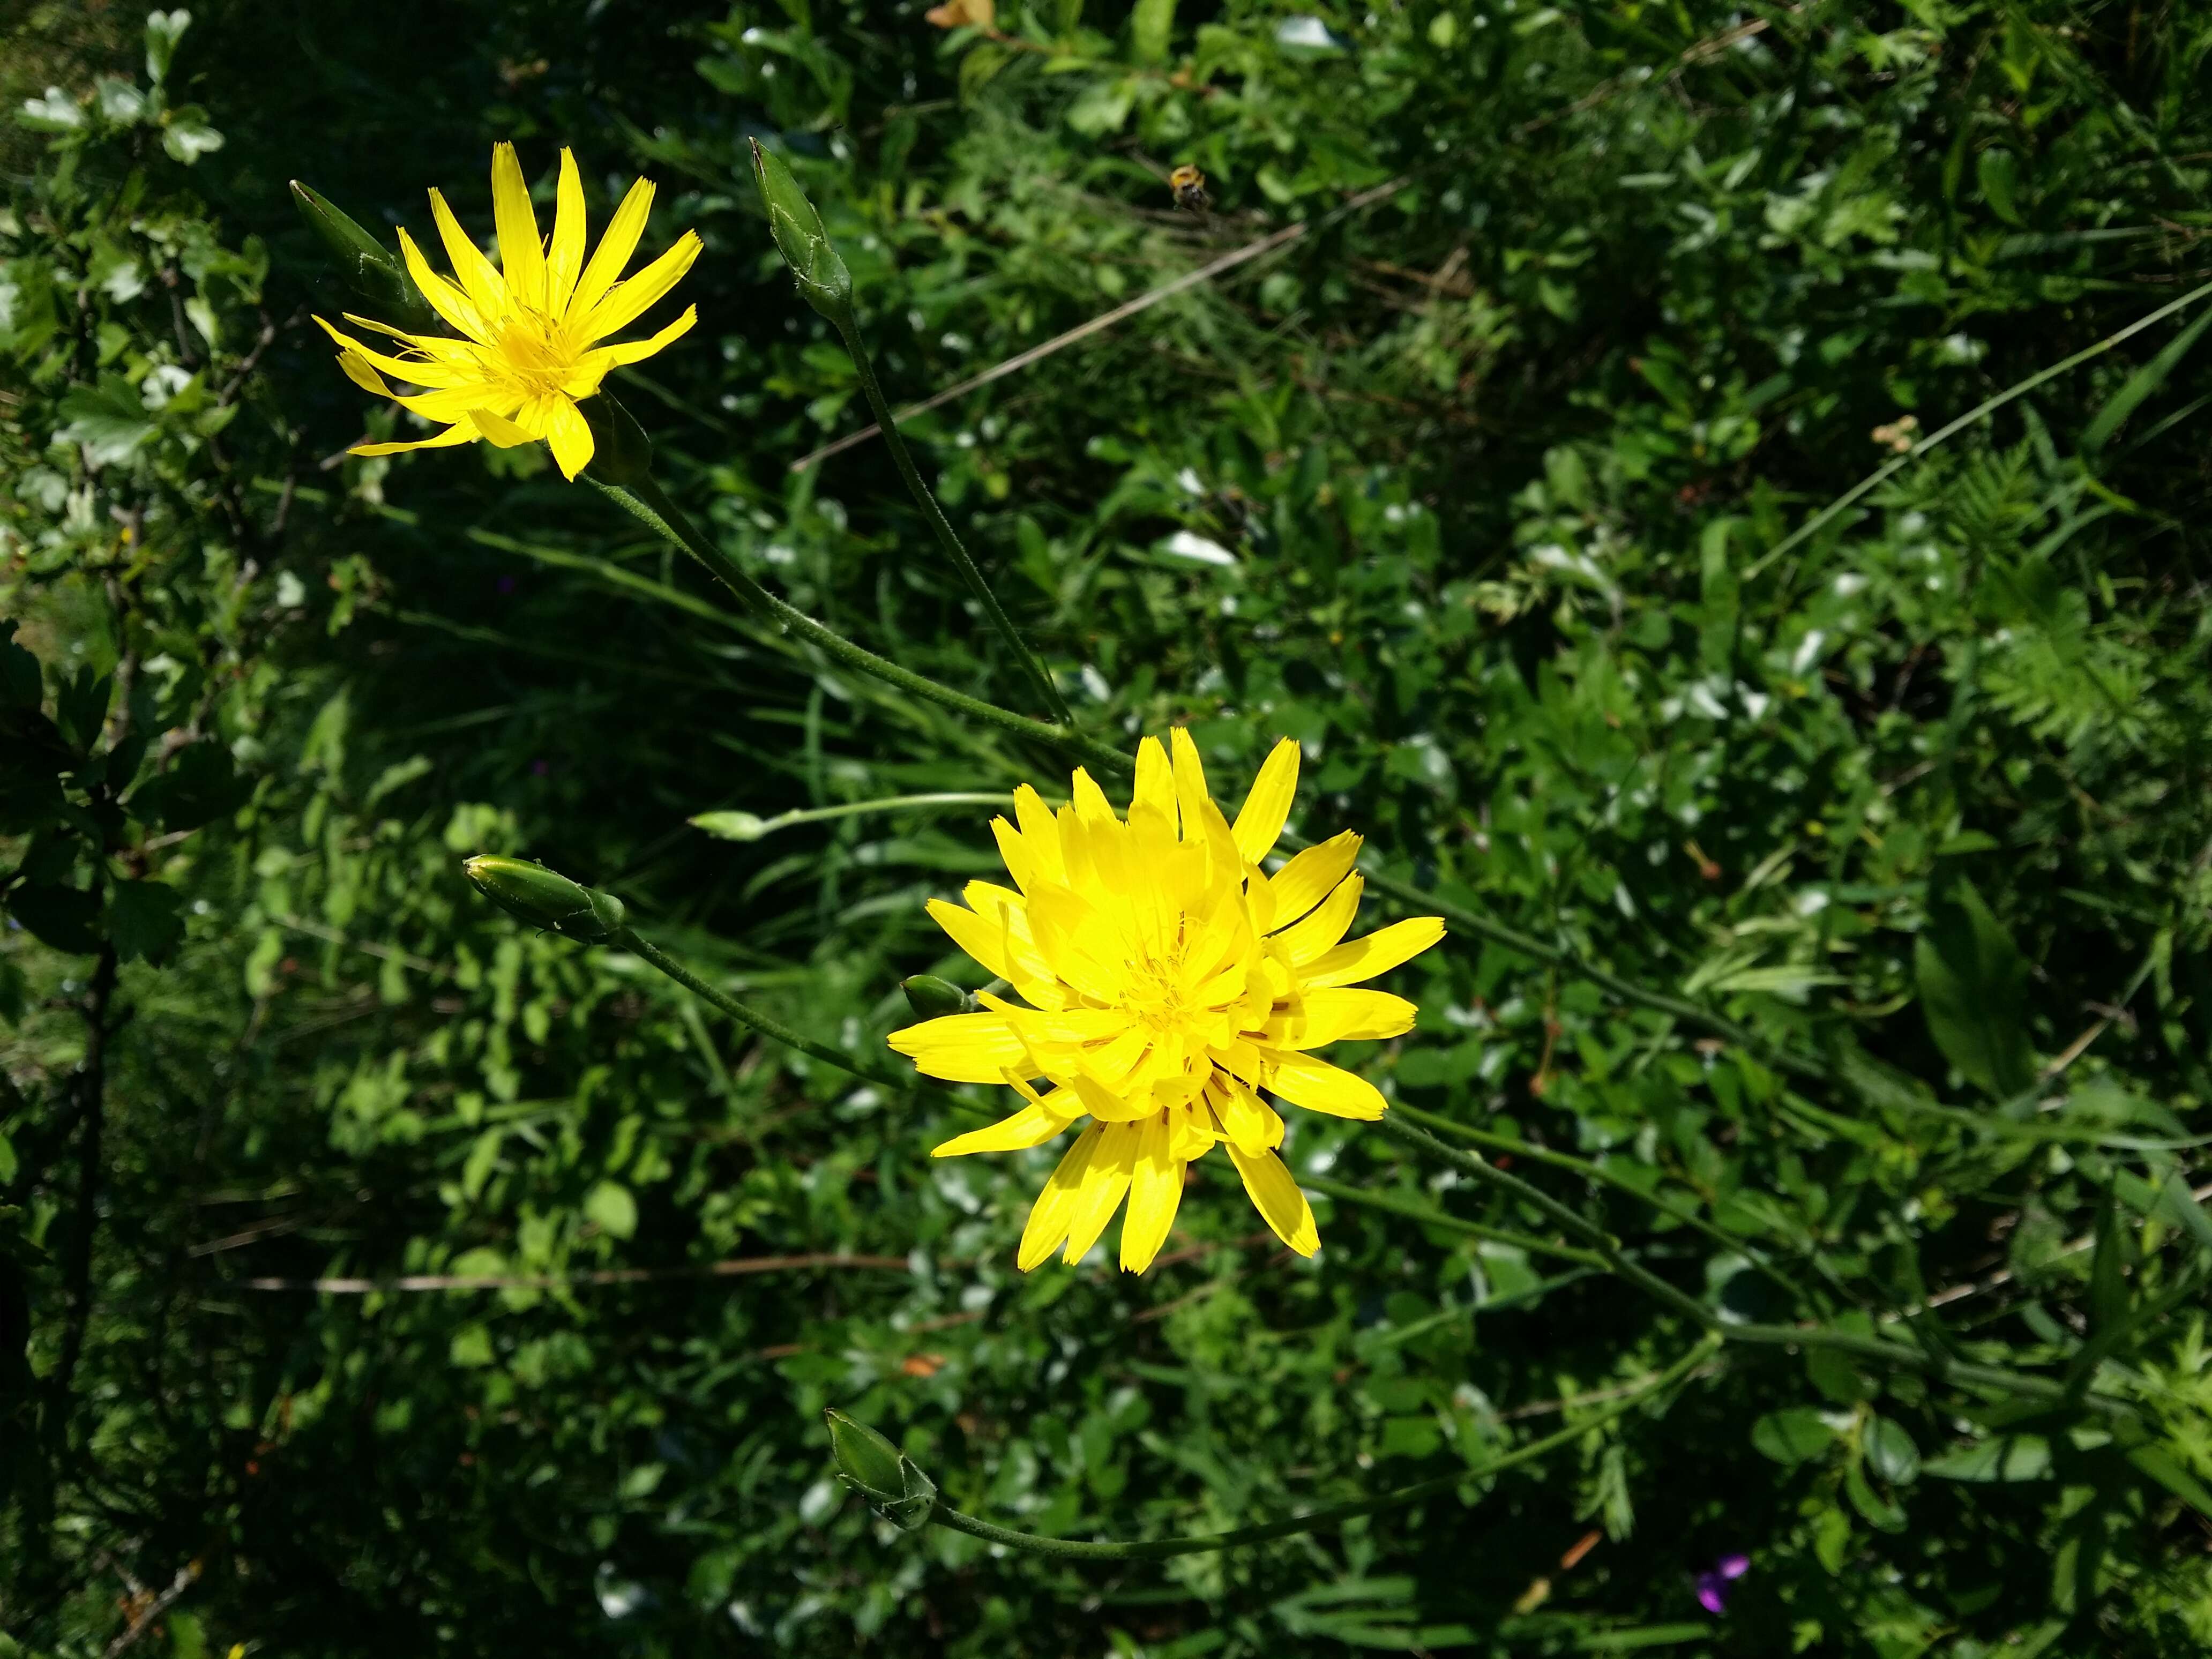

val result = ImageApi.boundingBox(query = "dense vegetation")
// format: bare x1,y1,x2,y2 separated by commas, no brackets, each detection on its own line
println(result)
5,0,2212,1653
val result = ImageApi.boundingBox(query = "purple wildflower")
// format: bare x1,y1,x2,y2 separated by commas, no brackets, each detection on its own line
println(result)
1695,1553,1749,1615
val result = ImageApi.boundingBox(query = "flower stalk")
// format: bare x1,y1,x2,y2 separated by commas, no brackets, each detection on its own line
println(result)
748,138,1075,727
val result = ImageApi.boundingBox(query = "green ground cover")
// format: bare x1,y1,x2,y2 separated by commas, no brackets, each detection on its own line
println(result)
5,0,2212,1653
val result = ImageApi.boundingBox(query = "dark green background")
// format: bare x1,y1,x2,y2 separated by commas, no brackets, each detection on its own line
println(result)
4,0,2212,1653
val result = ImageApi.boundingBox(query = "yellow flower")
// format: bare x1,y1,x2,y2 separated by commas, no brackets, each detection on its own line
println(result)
890,731,1444,1273
316,144,700,480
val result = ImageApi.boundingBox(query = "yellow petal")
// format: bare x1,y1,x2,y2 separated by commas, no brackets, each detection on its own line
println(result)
468,405,537,449
933,1097,1078,1157
579,230,701,342
349,423,477,457
1169,727,1212,841
582,303,697,369
1269,831,1363,928
1227,1142,1318,1256
1061,1120,1139,1265
1119,1113,1183,1273
1231,737,1301,864
1018,1126,1100,1270
1132,736,1176,831
395,383,511,422
1273,873,1363,965
314,316,465,388
1302,917,1447,990
336,350,391,397
395,227,494,344
545,395,594,480
570,175,654,322
428,189,510,323
545,147,587,312
1264,1053,1387,1119
490,141,548,310
1262,988,1417,1048
887,1011,1032,1083
1209,1074,1284,1154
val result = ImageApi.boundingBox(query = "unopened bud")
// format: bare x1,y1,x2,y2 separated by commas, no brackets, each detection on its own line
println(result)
580,393,655,490
825,1408,938,1531
461,855,626,943
748,139,853,321
289,181,439,333
902,975,977,1020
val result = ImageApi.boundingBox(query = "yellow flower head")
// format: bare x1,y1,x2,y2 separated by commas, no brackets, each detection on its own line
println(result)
315,143,700,480
890,731,1444,1273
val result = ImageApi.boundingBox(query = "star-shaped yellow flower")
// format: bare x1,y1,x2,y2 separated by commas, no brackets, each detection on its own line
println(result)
890,731,1444,1273
316,143,699,479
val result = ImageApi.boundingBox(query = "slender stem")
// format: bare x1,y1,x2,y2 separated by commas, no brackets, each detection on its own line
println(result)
926,1335,1721,1560
834,316,1075,726
1391,1102,1812,1305
587,475,1129,776
1763,276,2212,566
1373,1111,2133,1416
1369,1114,1718,1327
704,793,1020,841
621,929,914,1094
1301,1174,1609,1268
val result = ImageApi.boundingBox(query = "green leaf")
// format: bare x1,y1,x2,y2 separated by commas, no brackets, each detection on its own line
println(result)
1752,1407,1839,1465
449,1324,495,1368
2082,305,2212,453
1915,879,2037,1099
6,884,102,955
1977,148,2023,226
1844,1459,1908,1531
584,1180,638,1240
161,113,225,165
145,9,192,84
1131,0,1177,63
1863,1415,1920,1485
109,879,184,965
128,740,245,833
54,376,157,468
1922,1434,2052,1482
2086,1187,2131,1335
2120,1440,2212,1518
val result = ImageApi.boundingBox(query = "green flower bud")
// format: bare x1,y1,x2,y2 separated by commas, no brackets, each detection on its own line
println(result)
901,975,977,1020
689,810,768,842
461,855,626,943
825,1409,938,1531
748,139,853,322
580,392,655,490
289,180,440,333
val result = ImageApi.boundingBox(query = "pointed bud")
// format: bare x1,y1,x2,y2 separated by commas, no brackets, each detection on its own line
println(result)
901,975,977,1020
748,139,853,322
824,1409,938,1531
289,181,440,333
580,393,655,490
461,856,626,943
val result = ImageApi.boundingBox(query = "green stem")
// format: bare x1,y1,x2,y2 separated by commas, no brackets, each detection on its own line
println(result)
621,929,914,1094
703,793,1021,841
587,475,1129,777
1391,1102,1812,1305
834,316,1076,727
1301,1174,1609,1268
1763,275,2212,566
926,1336,1720,1560
1373,1112,2132,1417
1369,1114,1717,1327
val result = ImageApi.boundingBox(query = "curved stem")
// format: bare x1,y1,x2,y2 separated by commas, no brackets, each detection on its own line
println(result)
699,793,1021,841
621,929,914,1094
926,1335,1720,1560
588,476,1129,777
1390,1102,1813,1305
1762,276,2212,567
834,316,1075,726
1373,1112,2132,1416
1301,1173,1608,1268
1369,1114,1717,1328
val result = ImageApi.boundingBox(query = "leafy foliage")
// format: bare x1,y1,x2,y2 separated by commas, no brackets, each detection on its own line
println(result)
4,0,2212,1655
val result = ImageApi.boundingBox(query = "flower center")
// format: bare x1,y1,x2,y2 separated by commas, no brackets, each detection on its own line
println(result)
494,308,579,397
